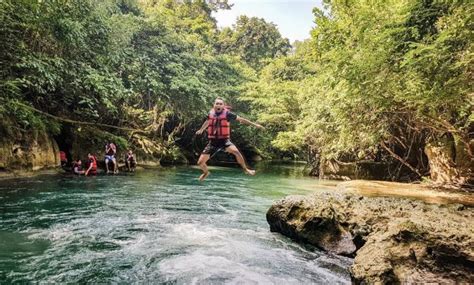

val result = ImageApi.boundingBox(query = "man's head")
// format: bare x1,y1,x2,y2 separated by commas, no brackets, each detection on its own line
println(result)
213,97,225,113
88,153,93,159
128,150,133,155
77,160,82,166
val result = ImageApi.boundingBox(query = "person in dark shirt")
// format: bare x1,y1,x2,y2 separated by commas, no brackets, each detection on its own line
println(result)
72,159,85,175
125,150,136,172
195,97,264,181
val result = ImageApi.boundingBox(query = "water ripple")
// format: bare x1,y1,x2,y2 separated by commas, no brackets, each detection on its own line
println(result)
0,165,351,283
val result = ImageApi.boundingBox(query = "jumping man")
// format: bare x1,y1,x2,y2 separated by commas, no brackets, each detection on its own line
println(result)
195,97,264,181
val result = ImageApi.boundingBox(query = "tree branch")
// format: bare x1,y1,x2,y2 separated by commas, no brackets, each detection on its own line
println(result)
15,101,148,134
380,140,422,177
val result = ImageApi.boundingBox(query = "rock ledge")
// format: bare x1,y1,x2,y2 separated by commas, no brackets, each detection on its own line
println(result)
267,190,474,283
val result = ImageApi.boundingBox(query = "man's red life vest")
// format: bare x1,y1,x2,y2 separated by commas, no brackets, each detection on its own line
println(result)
207,109,230,139
89,156,97,173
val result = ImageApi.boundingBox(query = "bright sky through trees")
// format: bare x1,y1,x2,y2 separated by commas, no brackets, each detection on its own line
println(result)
213,0,324,43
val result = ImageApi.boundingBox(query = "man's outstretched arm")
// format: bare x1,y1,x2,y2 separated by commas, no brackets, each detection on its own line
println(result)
236,116,265,129
196,120,209,135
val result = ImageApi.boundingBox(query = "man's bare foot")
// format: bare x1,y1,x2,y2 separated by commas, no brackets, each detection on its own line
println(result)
245,169,256,176
199,171,210,181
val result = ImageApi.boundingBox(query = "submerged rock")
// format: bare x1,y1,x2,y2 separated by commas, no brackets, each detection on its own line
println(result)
267,188,474,284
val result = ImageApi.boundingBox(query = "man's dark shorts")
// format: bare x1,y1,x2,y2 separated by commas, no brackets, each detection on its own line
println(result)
202,139,234,155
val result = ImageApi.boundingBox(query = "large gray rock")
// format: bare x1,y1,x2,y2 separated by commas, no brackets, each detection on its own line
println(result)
267,189,474,284
267,194,357,256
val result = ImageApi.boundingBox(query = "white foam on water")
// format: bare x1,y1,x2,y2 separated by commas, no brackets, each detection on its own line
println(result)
0,166,352,283
158,251,302,284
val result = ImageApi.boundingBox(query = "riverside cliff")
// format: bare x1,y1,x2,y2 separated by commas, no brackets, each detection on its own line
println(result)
0,131,60,175
266,181,474,284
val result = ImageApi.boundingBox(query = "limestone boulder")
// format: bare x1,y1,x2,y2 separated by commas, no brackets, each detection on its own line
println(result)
267,189,474,283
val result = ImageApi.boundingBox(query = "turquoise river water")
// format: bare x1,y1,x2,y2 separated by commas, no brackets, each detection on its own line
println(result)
0,163,352,283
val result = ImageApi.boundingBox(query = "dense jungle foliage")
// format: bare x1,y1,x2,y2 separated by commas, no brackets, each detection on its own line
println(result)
245,0,473,183
1,0,472,183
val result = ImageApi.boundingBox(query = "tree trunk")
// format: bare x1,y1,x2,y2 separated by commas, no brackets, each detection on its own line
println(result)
424,136,473,187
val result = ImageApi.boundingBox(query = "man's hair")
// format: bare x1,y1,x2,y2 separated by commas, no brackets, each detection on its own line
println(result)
214,97,225,103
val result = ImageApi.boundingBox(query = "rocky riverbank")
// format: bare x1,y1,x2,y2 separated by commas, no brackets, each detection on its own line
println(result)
0,131,60,175
266,181,474,283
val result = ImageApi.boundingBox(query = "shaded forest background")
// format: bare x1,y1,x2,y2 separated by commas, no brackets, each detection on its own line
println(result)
1,0,472,186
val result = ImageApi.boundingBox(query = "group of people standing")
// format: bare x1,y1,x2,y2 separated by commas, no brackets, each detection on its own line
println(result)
70,142,137,176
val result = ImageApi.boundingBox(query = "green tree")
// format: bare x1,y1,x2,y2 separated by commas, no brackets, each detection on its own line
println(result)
0,0,248,162
217,15,291,69
245,0,473,183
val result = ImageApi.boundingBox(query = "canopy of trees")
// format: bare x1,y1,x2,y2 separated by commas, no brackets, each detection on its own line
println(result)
244,0,473,184
1,0,472,184
216,15,291,70
0,0,264,159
